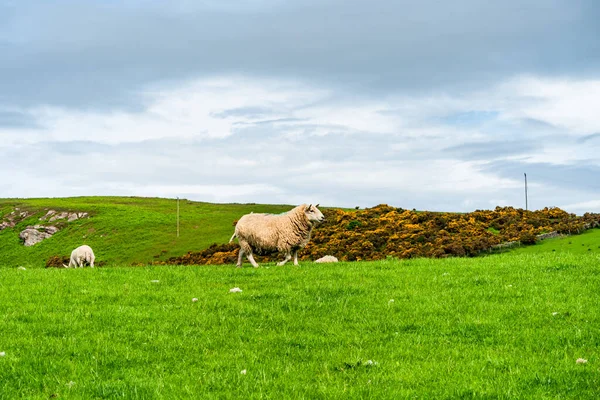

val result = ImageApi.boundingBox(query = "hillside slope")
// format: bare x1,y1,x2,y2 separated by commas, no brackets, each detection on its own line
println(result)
2,197,599,268
0,197,293,268
510,226,600,256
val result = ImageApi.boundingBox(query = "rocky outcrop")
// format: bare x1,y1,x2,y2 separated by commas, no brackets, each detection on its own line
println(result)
0,208,92,246
40,210,89,222
491,240,521,250
537,231,562,240
0,209,30,230
0,221,15,230
19,225,59,246
39,210,57,221
315,255,339,263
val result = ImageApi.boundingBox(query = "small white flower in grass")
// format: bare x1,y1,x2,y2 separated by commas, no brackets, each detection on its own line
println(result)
229,287,243,293
17,266,26,270
364,360,378,366
240,369,247,375
388,299,394,304
0,351,5,357
150,280,159,283
576,358,588,364
507,285,513,288
552,312,559,316
192,298,198,302
66,381,75,388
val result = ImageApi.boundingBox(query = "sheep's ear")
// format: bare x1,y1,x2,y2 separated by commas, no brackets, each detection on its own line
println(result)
307,204,312,210
315,203,320,208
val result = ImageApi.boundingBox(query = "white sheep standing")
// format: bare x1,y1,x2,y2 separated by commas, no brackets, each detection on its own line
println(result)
63,245,95,268
230,204,325,268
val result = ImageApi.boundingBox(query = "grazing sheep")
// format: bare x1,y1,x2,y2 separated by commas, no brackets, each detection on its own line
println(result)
230,204,325,268
63,245,95,268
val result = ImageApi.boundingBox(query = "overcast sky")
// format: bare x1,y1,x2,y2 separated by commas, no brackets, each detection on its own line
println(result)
1,0,600,213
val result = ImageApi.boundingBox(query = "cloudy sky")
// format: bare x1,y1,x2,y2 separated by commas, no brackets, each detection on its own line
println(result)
1,0,600,213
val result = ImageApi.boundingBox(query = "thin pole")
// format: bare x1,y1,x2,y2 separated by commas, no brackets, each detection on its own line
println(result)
524,173,528,211
177,197,180,238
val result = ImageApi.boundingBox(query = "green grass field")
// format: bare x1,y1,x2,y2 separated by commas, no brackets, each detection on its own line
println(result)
514,227,600,256
2,197,600,398
0,197,294,268
1,252,599,399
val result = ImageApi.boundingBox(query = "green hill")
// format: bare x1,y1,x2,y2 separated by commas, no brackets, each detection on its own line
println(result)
0,197,292,268
511,227,600,256
2,197,599,269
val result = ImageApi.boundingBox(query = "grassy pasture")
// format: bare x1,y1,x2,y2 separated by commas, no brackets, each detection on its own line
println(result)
0,197,294,268
1,252,599,399
513,227,600,256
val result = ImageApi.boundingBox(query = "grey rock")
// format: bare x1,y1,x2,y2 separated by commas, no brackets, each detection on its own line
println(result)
0,221,15,231
315,255,339,263
48,212,69,222
20,229,52,246
39,210,56,221
536,231,562,240
19,225,59,246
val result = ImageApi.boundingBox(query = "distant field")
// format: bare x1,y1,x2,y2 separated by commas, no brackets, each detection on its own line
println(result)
512,227,600,256
0,197,294,268
1,253,598,398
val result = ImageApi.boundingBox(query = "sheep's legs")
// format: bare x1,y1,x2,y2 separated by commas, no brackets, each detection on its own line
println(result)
237,249,245,267
277,253,292,266
293,251,299,266
246,253,259,268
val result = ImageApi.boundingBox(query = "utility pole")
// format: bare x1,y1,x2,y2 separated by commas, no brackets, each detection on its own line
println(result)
177,197,180,238
524,173,528,211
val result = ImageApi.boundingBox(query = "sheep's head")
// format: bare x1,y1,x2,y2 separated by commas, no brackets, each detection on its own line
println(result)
305,204,325,224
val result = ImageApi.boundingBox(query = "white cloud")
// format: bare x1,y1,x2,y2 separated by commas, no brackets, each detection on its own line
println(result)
1,74,599,212
290,159,521,193
498,76,600,134
111,183,285,203
559,199,600,214
6,74,600,146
